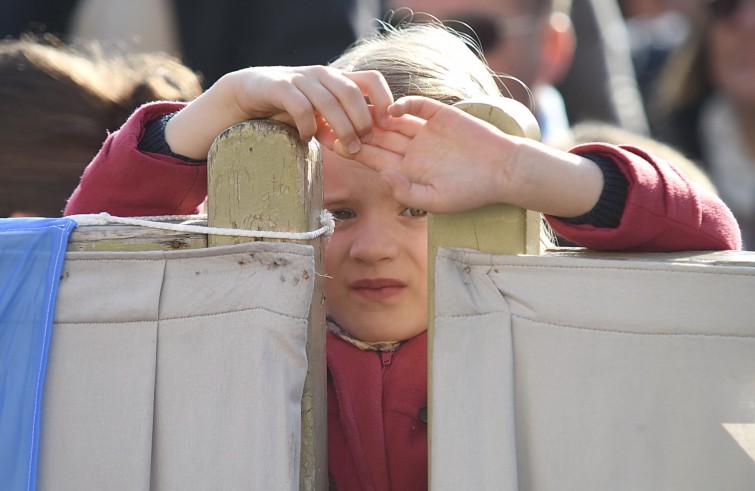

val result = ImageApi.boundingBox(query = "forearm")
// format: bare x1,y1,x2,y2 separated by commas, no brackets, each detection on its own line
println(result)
164,74,245,160
496,136,604,217
548,143,742,251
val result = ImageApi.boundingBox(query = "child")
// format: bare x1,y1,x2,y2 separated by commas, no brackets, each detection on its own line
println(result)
64,23,741,490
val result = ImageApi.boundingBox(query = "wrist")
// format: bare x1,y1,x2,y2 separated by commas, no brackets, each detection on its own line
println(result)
139,112,206,164
497,139,605,217
491,136,537,207
165,79,241,160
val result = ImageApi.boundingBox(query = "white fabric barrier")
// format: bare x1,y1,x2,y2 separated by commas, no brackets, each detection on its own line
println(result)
38,241,314,491
432,248,755,491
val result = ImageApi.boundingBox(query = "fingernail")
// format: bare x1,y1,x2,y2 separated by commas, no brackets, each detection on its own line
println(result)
381,116,391,127
347,141,361,154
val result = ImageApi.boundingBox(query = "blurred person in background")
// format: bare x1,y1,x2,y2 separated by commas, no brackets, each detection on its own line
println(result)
558,0,649,136
650,0,755,248
0,0,377,216
383,0,648,142
0,35,202,217
617,0,706,119
1,0,379,88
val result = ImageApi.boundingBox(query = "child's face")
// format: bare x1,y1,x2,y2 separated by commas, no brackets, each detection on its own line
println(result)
322,148,428,342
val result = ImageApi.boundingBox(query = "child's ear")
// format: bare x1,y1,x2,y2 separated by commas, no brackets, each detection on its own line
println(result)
538,11,576,86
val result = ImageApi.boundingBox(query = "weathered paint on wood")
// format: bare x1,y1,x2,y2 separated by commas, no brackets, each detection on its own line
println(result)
207,120,321,247
208,120,327,491
67,223,207,251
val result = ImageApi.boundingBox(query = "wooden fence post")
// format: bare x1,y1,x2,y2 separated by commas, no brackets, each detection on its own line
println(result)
427,98,541,489
208,120,327,491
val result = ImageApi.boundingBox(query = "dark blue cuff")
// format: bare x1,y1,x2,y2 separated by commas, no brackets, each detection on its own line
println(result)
557,153,629,228
137,112,206,164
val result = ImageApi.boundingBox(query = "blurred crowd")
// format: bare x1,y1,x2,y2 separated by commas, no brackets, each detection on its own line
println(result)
1,0,754,249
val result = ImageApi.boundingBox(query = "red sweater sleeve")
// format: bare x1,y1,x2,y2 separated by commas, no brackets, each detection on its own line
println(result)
546,143,742,252
64,102,208,217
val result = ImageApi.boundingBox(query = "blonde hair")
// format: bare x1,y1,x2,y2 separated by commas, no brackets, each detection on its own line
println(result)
330,23,502,103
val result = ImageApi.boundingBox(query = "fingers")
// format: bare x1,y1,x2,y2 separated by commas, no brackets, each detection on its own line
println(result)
332,136,403,171
381,168,439,213
298,69,370,152
263,70,351,144
378,169,416,206
231,66,394,153
388,96,447,121
270,91,319,141
301,67,394,153
327,108,423,152
331,121,419,171
330,142,435,212
344,71,394,127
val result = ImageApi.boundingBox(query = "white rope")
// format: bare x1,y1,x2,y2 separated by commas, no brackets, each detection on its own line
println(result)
69,210,335,240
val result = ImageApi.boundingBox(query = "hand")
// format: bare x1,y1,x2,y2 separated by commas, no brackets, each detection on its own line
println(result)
165,66,394,160
337,96,604,217
335,96,522,213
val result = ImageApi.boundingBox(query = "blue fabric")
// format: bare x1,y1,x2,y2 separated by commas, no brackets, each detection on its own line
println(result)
0,218,76,491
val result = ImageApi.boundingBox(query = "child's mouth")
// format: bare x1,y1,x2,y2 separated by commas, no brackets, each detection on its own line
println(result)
350,278,406,300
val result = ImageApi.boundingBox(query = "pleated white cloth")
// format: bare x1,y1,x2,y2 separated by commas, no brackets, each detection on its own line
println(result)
432,248,755,491
38,241,314,491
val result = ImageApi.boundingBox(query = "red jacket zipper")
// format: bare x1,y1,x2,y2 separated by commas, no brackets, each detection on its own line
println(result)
381,351,393,367
380,351,394,378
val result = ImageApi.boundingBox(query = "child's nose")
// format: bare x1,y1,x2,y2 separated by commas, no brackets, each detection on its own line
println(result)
349,217,400,263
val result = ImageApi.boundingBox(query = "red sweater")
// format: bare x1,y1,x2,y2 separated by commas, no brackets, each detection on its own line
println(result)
66,102,741,251
327,331,428,490
65,102,741,490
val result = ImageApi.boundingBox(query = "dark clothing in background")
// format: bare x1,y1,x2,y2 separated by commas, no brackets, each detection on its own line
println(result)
558,0,649,135
1,0,78,37
173,0,357,86
2,0,360,87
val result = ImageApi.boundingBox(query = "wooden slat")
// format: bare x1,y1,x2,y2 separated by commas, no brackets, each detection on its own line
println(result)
207,120,327,491
207,120,321,248
427,98,542,489
543,248,755,266
67,223,207,251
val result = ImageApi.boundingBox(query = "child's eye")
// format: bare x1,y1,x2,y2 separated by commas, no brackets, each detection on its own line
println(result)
330,209,355,222
401,207,427,217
